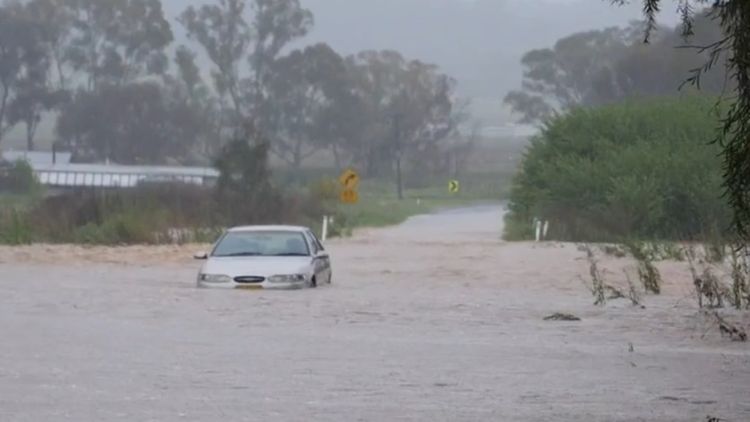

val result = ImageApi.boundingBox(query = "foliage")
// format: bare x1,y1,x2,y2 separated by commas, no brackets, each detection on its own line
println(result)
729,247,749,310
332,181,486,233
0,176,327,246
625,242,662,294
581,244,607,306
179,0,313,123
343,50,460,196
505,96,731,242
264,43,349,168
0,159,39,194
0,207,31,244
505,16,725,123
687,244,728,309
57,82,206,164
24,184,216,244
611,0,750,242
55,0,173,90
72,211,156,245
214,137,282,225
0,170,495,246
0,2,49,146
0,1,69,151
0,0,466,184
181,5,464,184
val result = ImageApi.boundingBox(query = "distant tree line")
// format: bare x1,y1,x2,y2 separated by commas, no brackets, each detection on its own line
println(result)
0,0,468,187
505,15,727,123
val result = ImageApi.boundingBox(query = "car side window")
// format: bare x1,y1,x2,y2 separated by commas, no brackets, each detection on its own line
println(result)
310,231,325,251
305,231,320,254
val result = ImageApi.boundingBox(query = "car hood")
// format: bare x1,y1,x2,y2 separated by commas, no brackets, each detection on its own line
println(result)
201,256,313,278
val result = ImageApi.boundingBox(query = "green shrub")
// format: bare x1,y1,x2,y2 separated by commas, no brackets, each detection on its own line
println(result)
73,212,157,245
505,96,731,242
0,208,32,245
214,139,284,225
0,176,332,246
0,160,40,194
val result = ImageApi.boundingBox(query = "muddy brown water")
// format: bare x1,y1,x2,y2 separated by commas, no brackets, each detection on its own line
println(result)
1,205,749,421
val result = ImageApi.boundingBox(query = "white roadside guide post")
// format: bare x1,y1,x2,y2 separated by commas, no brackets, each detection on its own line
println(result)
322,216,329,242
533,217,550,242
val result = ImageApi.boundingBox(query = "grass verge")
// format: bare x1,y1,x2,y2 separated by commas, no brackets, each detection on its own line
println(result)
331,180,501,235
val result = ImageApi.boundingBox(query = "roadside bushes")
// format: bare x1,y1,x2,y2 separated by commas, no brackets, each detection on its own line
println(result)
21,184,218,244
0,208,32,244
0,179,334,245
0,160,41,244
505,96,732,242
0,139,336,245
0,160,39,194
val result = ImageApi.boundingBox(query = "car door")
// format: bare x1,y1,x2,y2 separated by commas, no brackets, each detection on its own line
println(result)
313,232,331,283
304,231,322,282
306,230,330,283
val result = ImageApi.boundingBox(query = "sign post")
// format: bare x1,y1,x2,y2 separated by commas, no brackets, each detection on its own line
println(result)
339,169,360,205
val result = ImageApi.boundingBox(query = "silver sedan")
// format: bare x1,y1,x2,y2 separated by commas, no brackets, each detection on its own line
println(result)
195,225,332,290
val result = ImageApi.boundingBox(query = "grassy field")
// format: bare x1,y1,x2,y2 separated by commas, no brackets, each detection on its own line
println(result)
328,174,510,236
337,191,468,230
270,134,528,236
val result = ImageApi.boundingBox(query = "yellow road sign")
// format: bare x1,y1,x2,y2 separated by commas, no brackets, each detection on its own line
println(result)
340,188,359,204
449,180,460,193
339,168,360,189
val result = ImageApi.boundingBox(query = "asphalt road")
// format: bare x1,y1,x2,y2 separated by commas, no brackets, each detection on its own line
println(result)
1,205,749,421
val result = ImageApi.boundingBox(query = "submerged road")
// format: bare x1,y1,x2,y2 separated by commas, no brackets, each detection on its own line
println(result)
1,205,749,421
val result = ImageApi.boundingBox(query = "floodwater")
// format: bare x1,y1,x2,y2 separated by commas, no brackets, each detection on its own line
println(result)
1,206,749,421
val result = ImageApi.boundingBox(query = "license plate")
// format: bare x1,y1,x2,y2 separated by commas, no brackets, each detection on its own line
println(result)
236,285,263,290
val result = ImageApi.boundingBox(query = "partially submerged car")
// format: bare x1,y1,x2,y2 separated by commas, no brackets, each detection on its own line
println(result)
195,225,332,290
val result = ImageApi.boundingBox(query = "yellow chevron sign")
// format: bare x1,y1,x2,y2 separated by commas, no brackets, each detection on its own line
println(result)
449,180,460,193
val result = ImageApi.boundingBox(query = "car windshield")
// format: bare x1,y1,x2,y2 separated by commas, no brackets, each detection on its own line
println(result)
212,230,310,257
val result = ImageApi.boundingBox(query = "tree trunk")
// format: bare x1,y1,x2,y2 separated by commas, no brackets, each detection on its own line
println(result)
395,155,404,200
25,117,38,152
26,124,35,151
292,140,304,181
0,86,9,144
392,113,404,200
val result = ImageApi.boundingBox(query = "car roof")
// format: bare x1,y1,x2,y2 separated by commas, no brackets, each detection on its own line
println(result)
227,225,310,233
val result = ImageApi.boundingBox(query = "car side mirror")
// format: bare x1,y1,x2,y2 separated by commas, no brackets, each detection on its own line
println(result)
194,252,208,260
315,251,329,259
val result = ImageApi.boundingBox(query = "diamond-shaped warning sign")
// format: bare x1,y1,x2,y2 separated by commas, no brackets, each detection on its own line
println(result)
339,169,360,190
